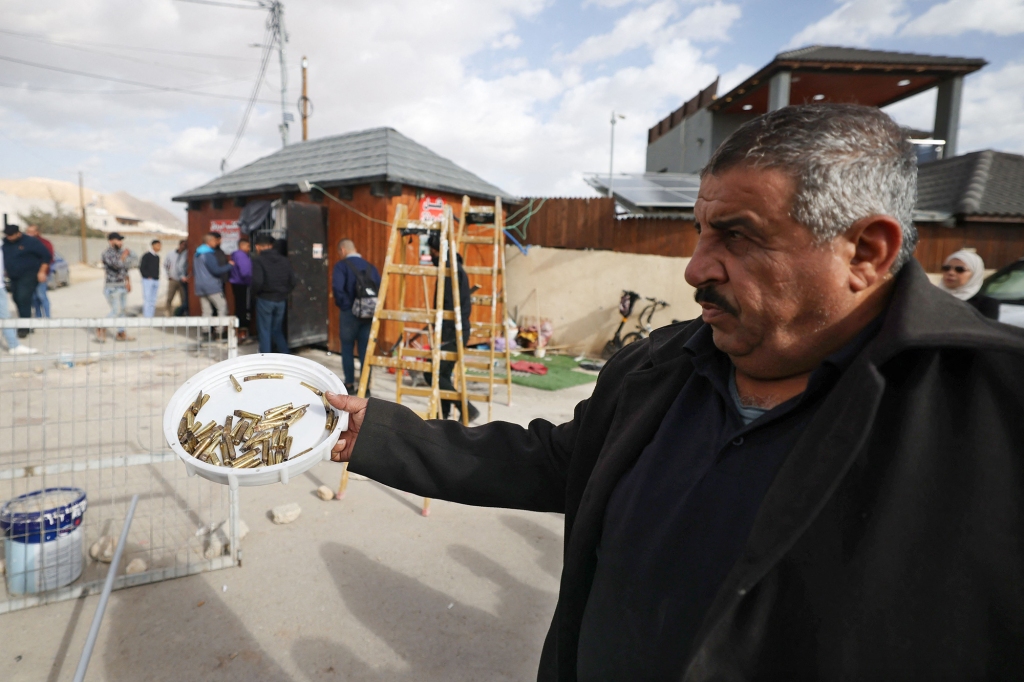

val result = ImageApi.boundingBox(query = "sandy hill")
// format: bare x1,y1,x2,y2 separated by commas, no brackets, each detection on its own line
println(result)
0,177,185,234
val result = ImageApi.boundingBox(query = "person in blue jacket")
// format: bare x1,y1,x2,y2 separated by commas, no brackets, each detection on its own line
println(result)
331,239,381,392
193,231,233,337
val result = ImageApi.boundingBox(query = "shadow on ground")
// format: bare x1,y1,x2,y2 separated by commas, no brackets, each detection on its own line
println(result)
290,542,555,681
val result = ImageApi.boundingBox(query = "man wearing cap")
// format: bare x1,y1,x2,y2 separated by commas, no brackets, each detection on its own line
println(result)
97,232,133,342
2,223,51,338
193,231,234,338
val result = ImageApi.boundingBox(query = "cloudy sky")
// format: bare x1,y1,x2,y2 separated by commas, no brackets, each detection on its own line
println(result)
1,0,1022,218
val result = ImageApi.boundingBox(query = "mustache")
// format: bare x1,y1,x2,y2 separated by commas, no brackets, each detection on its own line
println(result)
694,286,739,317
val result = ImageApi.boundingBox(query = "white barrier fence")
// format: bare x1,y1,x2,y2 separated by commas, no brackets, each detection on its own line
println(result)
0,317,240,613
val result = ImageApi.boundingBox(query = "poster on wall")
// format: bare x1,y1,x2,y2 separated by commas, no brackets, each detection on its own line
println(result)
211,219,240,255
419,196,446,222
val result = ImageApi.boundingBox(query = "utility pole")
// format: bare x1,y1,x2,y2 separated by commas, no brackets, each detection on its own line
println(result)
300,56,309,141
78,172,88,264
608,111,625,201
270,0,290,147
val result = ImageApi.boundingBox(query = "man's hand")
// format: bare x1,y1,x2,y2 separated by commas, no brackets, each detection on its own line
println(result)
327,392,368,462
121,249,130,261
37,266,48,283
125,278,131,293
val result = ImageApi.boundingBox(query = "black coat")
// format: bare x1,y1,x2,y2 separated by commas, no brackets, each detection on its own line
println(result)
251,250,297,302
349,260,1024,680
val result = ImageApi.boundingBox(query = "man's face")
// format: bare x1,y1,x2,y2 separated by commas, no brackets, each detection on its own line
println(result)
5,230,20,241
153,242,162,253
685,165,859,380
110,239,123,249
25,225,39,237
205,236,218,248
239,241,250,253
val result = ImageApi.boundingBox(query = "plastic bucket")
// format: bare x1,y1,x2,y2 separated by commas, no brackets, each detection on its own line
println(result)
1,487,88,595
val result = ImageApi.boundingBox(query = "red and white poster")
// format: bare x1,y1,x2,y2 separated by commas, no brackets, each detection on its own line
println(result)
419,196,446,222
211,219,241,255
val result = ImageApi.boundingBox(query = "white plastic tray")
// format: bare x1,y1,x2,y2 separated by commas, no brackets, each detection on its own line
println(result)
162,353,347,488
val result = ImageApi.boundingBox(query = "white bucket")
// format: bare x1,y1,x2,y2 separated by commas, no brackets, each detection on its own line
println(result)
5,529,84,594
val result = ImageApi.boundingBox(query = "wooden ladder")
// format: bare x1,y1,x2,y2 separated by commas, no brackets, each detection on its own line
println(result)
456,195,514,420
338,202,471,516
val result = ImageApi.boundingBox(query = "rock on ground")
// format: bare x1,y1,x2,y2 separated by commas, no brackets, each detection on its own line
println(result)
270,503,302,525
124,558,147,575
203,518,250,559
89,536,116,563
316,485,334,501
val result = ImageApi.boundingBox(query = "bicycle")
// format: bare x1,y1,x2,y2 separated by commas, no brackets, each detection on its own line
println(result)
602,291,669,359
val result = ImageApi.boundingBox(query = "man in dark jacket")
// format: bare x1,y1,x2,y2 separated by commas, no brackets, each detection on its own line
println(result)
139,239,161,318
251,235,297,353
2,224,52,337
193,231,233,315
331,238,381,392
422,230,479,422
324,104,1024,680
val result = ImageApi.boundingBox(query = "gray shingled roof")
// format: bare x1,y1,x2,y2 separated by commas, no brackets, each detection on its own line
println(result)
777,45,986,68
172,127,514,203
917,150,1024,218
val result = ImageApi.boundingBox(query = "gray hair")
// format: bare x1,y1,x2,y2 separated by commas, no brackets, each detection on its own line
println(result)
338,238,356,252
702,104,918,272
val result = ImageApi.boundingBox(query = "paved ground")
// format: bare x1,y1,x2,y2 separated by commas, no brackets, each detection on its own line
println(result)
1,271,593,682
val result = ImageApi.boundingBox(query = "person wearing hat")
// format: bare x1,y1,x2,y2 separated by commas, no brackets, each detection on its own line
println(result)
96,232,134,342
938,249,1000,319
2,223,51,338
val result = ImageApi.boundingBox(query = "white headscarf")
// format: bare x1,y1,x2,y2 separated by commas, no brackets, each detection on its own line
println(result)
942,249,985,301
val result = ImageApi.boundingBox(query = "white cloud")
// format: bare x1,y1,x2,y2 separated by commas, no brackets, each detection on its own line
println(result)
786,0,910,48
564,1,678,64
902,0,1024,36
491,33,523,49
958,61,1024,154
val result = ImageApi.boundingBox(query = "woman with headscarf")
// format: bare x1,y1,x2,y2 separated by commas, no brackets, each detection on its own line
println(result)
939,249,999,319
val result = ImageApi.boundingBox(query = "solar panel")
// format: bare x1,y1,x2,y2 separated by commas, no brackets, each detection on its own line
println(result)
585,172,701,211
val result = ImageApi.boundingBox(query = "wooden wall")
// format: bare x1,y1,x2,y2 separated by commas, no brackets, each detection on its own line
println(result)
914,221,1024,272
518,197,616,250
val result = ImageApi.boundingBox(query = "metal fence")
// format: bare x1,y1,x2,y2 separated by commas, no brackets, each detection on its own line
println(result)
0,316,239,614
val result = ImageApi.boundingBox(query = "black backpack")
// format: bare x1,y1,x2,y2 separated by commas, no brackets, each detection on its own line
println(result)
344,260,379,318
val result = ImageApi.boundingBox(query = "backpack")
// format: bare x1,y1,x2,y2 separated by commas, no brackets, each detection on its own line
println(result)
345,259,379,319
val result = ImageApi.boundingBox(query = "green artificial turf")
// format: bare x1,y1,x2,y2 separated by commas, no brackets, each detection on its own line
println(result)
467,353,598,391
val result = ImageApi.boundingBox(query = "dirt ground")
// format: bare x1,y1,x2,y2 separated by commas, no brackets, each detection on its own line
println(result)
0,271,594,682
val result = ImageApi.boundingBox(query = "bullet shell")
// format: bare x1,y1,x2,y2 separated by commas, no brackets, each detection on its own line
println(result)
230,374,243,392
284,436,293,461
301,382,323,396
177,416,188,442
234,409,261,421
200,394,211,410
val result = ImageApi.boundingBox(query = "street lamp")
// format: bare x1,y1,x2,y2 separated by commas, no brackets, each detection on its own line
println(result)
609,111,626,202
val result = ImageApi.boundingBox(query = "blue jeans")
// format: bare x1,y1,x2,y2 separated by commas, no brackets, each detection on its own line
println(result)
142,278,159,318
339,309,372,386
32,281,50,318
104,285,127,333
0,290,20,349
256,298,289,354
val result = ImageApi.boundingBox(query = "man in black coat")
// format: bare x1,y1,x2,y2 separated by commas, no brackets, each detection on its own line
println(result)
2,224,52,337
324,104,1024,680
251,235,297,353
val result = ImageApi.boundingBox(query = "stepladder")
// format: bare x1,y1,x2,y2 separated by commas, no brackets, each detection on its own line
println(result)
338,202,471,516
456,195,514,421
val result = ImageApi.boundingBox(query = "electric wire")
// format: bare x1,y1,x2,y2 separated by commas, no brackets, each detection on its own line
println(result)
0,53,278,103
222,24,275,165
0,29,252,77
175,0,265,9
308,183,394,226
0,28,258,62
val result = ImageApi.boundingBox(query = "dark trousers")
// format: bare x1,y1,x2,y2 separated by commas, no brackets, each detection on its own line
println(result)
256,298,288,354
423,359,459,418
231,283,251,332
10,273,37,337
339,309,372,387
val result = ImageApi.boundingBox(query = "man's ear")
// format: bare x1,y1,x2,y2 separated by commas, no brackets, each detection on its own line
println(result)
845,215,903,292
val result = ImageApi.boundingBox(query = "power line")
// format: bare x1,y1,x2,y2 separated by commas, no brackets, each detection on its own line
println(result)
0,53,278,103
222,25,275,167
0,28,250,78
176,0,264,9
0,28,258,62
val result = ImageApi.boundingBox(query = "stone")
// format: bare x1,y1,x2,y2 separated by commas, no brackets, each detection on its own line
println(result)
89,536,116,563
271,503,302,525
125,558,147,575
316,485,334,501
204,518,249,559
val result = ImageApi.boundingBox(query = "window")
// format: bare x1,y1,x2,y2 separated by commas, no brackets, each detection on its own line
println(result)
981,262,1024,301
